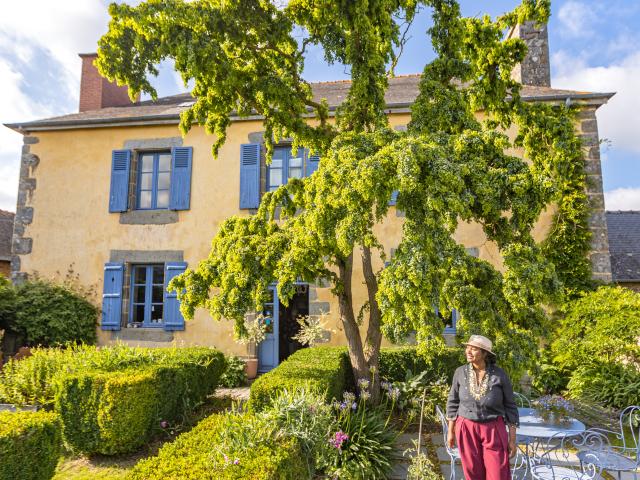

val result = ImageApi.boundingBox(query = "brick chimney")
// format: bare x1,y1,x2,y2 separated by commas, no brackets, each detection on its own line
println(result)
79,53,138,112
508,21,551,87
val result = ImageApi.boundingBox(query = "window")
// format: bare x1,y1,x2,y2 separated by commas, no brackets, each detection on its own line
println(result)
137,151,171,209
267,147,305,192
130,264,165,327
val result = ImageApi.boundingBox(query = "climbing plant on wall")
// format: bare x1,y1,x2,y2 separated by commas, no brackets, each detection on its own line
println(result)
98,0,592,396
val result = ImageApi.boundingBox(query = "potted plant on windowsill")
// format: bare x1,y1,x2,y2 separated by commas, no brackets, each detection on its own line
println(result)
237,314,267,380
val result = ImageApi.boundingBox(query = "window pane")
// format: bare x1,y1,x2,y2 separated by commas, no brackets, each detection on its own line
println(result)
156,190,169,208
271,157,283,168
289,156,302,168
152,286,164,303
269,169,283,188
158,154,171,171
152,266,164,284
139,191,152,209
140,154,154,173
157,172,170,190
140,172,153,189
151,305,163,323
289,167,302,179
133,305,146,323
134,266,147,284
134,285,146,303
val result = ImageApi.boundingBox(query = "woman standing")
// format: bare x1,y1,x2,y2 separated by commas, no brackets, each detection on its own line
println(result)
446,335,519,480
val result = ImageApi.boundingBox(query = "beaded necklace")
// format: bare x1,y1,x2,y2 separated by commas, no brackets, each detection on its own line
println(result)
468,363,490,400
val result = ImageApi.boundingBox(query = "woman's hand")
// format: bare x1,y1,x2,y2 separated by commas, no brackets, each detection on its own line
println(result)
447,420,456,449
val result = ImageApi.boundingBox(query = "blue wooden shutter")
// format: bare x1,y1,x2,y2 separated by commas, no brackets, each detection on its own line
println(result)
101,262,124,330
109,150,131,212
389,190,399,206
306,153,320,177
239,143,260,209
164,262,187,331
169,147,193,210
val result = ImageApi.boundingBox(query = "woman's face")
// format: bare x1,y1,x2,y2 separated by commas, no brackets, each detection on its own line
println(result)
465,344,487,364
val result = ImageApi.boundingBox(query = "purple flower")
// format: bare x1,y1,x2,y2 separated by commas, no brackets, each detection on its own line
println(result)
160,420,169,429
330,430,349,450
233,458,240,465
351,402,357,410
340,402,348,410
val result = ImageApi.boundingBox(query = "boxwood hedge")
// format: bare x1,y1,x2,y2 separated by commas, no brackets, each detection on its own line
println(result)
128,412,307,480
0,410,61,480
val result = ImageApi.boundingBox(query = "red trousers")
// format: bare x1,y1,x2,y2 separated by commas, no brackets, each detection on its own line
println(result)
455,416,510,480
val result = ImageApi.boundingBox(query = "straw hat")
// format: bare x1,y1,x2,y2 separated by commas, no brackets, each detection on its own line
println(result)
462,335,496,357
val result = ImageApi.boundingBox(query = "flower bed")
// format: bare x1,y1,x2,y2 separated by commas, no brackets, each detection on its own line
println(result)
0,410,61,480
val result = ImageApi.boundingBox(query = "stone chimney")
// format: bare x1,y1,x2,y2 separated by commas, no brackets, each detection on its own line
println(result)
78,53,138,112
508,21,551,87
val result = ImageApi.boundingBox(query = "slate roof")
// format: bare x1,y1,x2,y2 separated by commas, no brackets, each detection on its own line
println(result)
606,211,640,282
5,74,613,133
0,210,15,261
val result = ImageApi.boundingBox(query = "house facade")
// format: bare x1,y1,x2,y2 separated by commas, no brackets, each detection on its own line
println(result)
5,23,613,371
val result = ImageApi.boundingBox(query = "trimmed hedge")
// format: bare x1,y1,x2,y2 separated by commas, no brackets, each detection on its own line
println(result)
55,349,225,455
128,412,308,480
379,346,462,383
249,347,353,411
0,410,61,480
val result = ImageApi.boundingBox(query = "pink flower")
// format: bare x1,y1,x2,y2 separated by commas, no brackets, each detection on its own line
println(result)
330,430,349,450
160,420,169,429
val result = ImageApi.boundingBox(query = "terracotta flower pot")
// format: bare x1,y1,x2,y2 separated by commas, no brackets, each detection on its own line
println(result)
244,357,258,380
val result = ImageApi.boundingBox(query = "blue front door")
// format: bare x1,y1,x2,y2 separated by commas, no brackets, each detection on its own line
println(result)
258,286,279,373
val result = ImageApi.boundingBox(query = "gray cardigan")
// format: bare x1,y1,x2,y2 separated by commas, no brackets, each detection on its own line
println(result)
446,363,520,427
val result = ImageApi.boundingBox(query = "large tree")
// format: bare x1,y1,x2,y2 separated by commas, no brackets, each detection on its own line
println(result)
98,0,581,398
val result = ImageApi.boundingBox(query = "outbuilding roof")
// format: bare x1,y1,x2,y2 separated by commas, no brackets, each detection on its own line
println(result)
5,74,613,133
606,211,640,283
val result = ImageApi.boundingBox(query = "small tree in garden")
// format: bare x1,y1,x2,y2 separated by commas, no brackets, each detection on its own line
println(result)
99,0,581,399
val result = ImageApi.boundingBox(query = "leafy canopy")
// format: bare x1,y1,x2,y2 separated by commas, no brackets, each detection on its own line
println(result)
99,0,583,377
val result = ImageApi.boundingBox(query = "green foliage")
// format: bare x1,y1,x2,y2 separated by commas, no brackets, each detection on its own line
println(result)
99,0,590,388
0,410,61,480
13,279,99,347
248,347,353,411
262,389,335,476
0,276,16,333
407,445,443,480
128,412,308,480
566,363,640,409
219,355,247,388
321,395,397,480
378,346,462,383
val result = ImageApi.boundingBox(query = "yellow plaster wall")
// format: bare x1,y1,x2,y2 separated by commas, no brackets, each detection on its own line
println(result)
19,111,555,355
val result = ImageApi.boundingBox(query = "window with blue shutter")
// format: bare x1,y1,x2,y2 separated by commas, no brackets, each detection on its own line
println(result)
101,262,124,330
169,147,192,210
129,264,165,327
266,146,306,191
109,150,131,212
136,151,171,209
164,262,187,331
240,143,261,209
306,153,320,177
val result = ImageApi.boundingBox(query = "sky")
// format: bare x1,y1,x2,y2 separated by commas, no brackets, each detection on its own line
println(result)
0,0,639,213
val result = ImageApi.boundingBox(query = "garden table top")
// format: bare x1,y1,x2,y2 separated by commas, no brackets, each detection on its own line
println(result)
516,407,586,439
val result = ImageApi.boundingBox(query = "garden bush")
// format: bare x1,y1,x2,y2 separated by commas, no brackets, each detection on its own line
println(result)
0,276,16,333
0,410,61,480
129,412,308,480
219,355,247,388
249,346,353,411
379,346,462,383
13,279,99,346
54,348,225,455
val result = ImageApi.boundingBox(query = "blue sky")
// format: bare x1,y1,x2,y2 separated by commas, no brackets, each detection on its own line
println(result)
1,0,639,212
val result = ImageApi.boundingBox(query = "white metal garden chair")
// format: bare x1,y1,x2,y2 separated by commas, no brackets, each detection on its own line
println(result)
436,405,461,480
577,405,640,480
530,429,611,480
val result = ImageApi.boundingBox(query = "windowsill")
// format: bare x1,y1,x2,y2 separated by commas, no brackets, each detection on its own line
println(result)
120,210,178,225
112,328,174,343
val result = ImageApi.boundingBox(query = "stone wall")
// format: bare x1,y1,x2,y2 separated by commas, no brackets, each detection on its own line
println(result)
509,21,551,87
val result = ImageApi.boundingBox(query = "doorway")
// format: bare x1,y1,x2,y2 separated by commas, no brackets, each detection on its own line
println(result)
279,284,309,362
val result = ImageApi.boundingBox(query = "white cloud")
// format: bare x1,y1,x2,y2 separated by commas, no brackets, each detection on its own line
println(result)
552,51,640,154
557,1,598,38
605,188,640,211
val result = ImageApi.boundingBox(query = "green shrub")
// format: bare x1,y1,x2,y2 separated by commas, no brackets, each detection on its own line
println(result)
219,355,247,388
128,412,308,480
249,347,353,411
54,348,225,455
379,346,462,383
566,362,640,409
0,410,61,480
14,279,99,347
0,276,16,333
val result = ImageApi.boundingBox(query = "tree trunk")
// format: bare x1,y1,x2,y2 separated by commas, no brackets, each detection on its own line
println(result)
337,254,370,390
362,246,383,402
